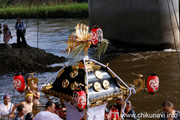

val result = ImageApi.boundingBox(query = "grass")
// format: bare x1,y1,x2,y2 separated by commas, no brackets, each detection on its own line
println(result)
0,2,88,18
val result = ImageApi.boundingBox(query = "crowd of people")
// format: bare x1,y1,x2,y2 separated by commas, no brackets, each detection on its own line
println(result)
0,94,63,120
1,93,180,120
0,75,180,120
0,74,63,120
106,98,180,120
0,17,28,49
0,94,62,120
107,98,137,120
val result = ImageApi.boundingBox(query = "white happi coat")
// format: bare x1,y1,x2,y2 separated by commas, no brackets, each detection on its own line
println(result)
0,102,14,117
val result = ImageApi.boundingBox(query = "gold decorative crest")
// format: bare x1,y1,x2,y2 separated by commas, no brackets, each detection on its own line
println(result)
62,23,109,59
102,80,110,90
93,82,101,92
71,81,78,91
62,79,69,88
70,70,78,78
95,70,103,79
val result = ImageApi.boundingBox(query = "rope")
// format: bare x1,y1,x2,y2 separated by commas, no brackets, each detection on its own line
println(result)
8,89,15,120
166,0,180,68
36,0,39,115
170,0,179,29
82,56,90,119
36,0,39,65
25,0,33,30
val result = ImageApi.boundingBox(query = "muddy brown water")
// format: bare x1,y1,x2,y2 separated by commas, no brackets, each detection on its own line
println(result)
103,50,180,120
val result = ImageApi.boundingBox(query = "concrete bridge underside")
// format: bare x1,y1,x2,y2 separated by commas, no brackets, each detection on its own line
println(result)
89,0,179,49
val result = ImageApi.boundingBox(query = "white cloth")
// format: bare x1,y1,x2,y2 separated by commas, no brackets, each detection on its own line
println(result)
34,111,62,120
64,101,107,120
64,101,85,120
87,103,107,120
0,102,14,120
0,102,14,116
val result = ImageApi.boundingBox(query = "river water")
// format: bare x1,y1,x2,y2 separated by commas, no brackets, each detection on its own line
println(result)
0,18,180,120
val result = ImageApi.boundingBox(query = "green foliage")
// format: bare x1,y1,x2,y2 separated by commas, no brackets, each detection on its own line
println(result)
0,0,76,7
0,2,88,18
0,0,13,7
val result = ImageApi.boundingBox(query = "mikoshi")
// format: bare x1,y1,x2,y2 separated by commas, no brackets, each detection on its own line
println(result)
41,23,138,120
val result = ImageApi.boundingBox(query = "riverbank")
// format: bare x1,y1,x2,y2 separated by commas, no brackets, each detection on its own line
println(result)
0,43,66,75
0,2,88,19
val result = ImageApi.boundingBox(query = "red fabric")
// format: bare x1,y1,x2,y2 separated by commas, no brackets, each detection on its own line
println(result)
107,109,119,120
55,107,64,119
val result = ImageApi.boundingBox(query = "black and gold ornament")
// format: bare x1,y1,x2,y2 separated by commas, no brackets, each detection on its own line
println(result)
71,81,78,91
62,79,69,88
70,70,78,78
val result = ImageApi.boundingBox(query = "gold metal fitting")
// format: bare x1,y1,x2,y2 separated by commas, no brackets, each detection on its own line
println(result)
95,70,103,79
102,80,110,90
57,69,64,78
62,79,69,88
100,96,103,101
85,83,92,89
70,81,78,91
104,95,107,100
93,82,101,92
106,63,109,67
70,70,78,78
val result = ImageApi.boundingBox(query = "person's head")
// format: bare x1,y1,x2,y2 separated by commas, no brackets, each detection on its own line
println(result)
17,104,25,115
112,105,118,110
92,25,99,29
116,97,123,106
125,100,132,112
3,23,8,28
31,80,36,86
55,102,60,108
25,112,33,120
25,75,31,83
45,101,55,113
3,94,10,105
17,17,21,23
25,94,33,103
27,77,38,88
162,100,174,114
60,99,65,107
15,72,20,76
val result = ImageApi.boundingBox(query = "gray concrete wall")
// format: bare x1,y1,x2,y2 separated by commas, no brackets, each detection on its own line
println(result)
88,0,179,49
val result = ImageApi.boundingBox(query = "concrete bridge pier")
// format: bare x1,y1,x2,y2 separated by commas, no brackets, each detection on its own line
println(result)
88,0,179,50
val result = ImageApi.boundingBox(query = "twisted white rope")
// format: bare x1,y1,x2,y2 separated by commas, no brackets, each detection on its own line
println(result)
83,56,90,107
